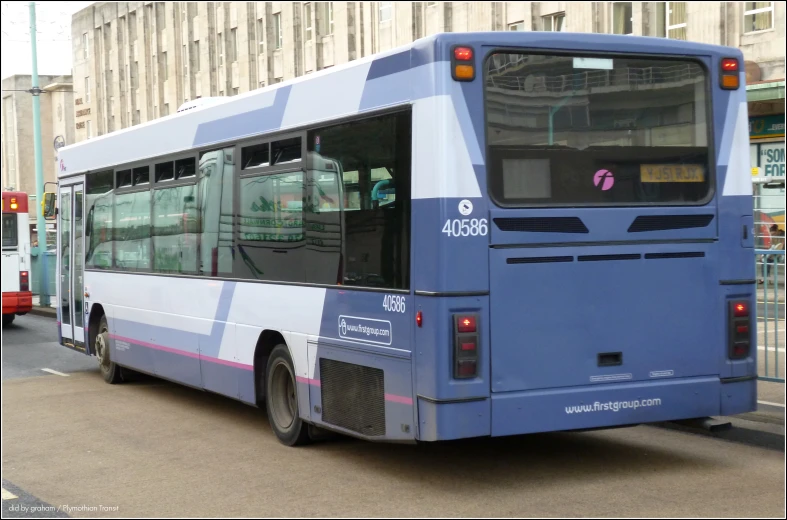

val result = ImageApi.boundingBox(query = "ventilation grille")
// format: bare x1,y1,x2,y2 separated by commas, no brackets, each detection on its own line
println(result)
578,254,641,262
505,252,705,264
494,217,589,234
507,256,573,264
320,358,385,437
628,214,714,233
645,252,705,259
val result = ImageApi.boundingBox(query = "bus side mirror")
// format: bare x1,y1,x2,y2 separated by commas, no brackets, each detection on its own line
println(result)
42,192,57,220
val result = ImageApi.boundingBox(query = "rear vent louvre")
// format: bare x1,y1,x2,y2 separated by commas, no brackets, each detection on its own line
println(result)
320,358,385,437
507,256,574,264
578,254,641,262
494,217,589,234
645,252,705,259
628,214,714,233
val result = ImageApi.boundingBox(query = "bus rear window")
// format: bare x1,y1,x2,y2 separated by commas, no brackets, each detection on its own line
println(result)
3,213,18,248
485,52,711,206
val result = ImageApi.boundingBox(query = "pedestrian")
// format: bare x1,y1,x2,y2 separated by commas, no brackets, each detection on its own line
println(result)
760,224,785,283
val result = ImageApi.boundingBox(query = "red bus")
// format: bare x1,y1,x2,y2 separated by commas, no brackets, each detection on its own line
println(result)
2,191,33,326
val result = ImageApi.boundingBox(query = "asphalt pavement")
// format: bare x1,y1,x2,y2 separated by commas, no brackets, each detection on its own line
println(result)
1,313,785,518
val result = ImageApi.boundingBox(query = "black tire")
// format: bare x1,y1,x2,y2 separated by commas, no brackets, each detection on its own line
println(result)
2,314,14,327
95,314,123,384
265,344,310,446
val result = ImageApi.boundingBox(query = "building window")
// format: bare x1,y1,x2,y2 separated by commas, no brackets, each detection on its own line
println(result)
427,2,436,6
612,2,633,35
230,28,238,62
666,2,687,40
380,1,392,22
218,34,224,66
163,104,169,116
162,52,168,80
82,32,89,59
324,3,334,34
304,3,313,41
274,13,282,48
182,44,188,71
193,41,200,72
744,2,774,33
85,77,91,102
233,87,239,96
257,19,265,53
542,12,565,31
508,21,525,31
86,120,92,139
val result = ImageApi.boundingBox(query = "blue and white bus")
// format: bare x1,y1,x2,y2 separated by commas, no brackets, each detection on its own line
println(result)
48,32,757,446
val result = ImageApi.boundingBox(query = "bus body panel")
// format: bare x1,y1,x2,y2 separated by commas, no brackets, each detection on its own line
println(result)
490,376,722,437
489,242,721,393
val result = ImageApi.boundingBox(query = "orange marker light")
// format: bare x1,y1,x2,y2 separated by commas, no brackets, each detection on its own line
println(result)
454,65,474,80
721,75,739,89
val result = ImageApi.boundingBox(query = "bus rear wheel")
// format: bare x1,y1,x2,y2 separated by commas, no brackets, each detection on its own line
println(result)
2,314,14,327
265,344,310,446
95,315,123,384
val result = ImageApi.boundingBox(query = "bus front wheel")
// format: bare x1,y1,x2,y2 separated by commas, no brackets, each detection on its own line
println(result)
96,315,123,384
265,344,311,446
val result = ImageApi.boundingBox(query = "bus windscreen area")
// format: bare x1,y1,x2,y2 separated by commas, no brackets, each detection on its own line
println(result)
485,52,711,206
2,213,18,248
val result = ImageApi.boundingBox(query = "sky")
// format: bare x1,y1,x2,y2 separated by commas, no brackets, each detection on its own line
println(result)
1,1,94,81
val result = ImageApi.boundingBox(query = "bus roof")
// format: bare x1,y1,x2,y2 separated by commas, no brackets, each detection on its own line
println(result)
2,191,29,213
57,31,741,177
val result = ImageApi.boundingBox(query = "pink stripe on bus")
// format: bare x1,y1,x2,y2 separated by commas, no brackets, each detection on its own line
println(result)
108,334,253,370
295,377,412,405
384,394,414,405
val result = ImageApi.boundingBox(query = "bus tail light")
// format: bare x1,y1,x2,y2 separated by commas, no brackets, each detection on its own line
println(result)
728,299,751,359
10,197,19,210
453,313,479,379
720,58,739,90
451,45,475,82
20,271,29,292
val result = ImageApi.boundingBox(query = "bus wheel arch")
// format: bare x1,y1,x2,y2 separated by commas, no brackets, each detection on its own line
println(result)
253,329,286,405
253,330,311,446
87,304,106,356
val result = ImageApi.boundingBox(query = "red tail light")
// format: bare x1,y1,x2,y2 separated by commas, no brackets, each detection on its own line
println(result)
453,47,473,61
457,360,477,377
733,302,748,317
20,271,29,292
453,313,480,379
416,311,423,328
721,58,738,71
728,300,751,359
457,315,476,333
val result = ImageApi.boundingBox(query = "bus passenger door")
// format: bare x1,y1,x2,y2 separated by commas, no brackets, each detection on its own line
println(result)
59,183,87,351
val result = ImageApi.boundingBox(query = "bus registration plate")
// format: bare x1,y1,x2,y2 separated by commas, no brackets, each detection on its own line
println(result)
640,164,705,183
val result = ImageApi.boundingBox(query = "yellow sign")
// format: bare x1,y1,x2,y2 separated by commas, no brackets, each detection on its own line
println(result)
640,164,705,183
751,167,759,176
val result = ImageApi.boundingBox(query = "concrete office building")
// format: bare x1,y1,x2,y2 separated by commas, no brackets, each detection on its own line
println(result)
62,1,785,172
1,74,74,229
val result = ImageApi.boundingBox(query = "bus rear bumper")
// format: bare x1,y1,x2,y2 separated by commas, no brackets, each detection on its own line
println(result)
2,291,33,315
489,376,756,437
